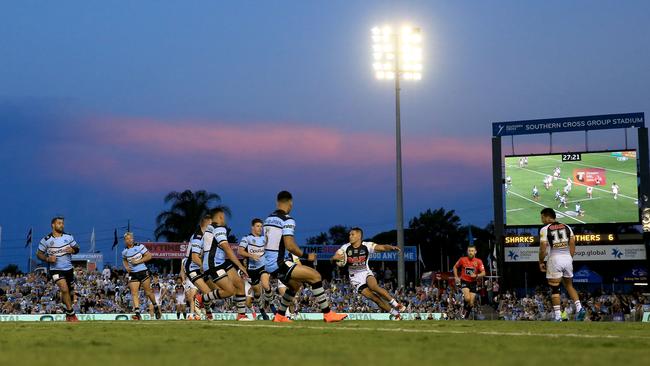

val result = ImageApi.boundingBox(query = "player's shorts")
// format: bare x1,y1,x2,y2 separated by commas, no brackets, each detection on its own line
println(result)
127,269,151,283
186,269,204,284
49,269,75,286
461,280,477,293
154,293,162,306
245,280,253,298
546,255,573,279
184,278,197,292
175,295,185,306
349,270,373,292
247,267,267,286
205,262,231,282
270,260,298,284
277,278,287,289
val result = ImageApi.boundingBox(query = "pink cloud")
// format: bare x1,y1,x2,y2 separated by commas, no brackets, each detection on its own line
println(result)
44,116,492,193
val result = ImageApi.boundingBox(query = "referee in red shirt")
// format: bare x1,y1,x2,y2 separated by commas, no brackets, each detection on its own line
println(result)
453,245,486,319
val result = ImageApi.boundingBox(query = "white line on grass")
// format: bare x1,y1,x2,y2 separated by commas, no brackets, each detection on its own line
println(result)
508,190,586,224
507,208,525,212
206,322,650,340
541,155,637,176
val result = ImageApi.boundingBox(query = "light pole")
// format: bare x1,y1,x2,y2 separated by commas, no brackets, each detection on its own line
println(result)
372,25,422,288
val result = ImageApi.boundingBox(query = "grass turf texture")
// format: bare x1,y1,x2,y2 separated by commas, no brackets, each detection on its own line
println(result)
0,321,649,366
505,152,638,226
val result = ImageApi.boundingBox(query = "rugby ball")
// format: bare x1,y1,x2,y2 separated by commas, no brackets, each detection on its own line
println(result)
335,249,347,267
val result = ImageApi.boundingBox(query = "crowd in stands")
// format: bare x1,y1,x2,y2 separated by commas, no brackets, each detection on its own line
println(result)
0,267,646,321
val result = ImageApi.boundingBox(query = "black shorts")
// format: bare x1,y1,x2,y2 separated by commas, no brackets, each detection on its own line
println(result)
248,267,268,285
128,269,151,283
49,269,75,286
270,260,298,284
461,280,477,293
205,261,232,282
186,269,204,284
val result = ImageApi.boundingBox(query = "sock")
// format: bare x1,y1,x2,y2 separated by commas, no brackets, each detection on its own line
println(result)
553,305,561,320
65,308,75,316
202,289,224,302
311,281,331,313
235,295,246,315
278,290,296,315
389,299,398,308
264,288,273,306
254,294,262,308
574,300,582,312
154,304,160,313
183,312,187,319
176,312,180,319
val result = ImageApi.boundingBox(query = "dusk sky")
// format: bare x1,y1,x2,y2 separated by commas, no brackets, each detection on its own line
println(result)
1,1,649,269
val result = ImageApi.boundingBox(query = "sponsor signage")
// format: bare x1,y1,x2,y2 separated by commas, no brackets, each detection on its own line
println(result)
504,244,647,262
299,245,417,262
0,313,442,322
141,242,187,259
492,113,644,137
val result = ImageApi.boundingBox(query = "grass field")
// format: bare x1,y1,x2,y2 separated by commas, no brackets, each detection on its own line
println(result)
0,321,649,366
505,151,639,226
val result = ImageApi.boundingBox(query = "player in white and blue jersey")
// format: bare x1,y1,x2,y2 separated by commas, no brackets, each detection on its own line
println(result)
238,218,270,320
264,191,347,323
121,232,160,320
183,215,215,320
36,216,80,322
196,208,251,321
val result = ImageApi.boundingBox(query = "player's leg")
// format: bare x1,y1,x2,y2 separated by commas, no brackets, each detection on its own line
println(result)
260,272,274,310
461,286,474,318
560,260,584,320
53,275,75,320
285,264,346,322
185,287,197,319
227,267,248,320
128,279,142,319
176,302,186,319
547,278,562,321
360,287,391,312
141,276,161,319
366,275,405,312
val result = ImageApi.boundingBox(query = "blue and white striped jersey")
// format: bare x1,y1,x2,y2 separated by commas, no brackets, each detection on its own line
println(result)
239,234,266,270
38,233,78,271
122,244,149,272
263,210,296,273
185,228,204,272
202,224,229,271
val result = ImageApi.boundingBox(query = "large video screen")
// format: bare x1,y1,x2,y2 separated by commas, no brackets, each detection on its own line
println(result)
504,150,639,226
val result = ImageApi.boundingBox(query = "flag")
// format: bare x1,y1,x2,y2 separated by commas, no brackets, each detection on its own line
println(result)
90,227,96,253
468,225,474,246
112,229,118,249
25,228,32,248
418,245,426,269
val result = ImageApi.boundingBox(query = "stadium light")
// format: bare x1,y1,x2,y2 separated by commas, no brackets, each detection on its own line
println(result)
372,24,423,289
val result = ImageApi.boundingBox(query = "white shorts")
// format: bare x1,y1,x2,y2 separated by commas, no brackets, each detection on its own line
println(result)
154,293,162,306
245,280,253,298
184,278,197,292
176,295,185,306
350,270,373,292
277,279,286,289
546,255,573,279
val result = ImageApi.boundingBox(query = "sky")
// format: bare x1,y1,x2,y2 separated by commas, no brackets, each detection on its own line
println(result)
1,1,649,270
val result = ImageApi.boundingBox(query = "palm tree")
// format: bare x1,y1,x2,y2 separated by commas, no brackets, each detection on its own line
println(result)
154,190,230,242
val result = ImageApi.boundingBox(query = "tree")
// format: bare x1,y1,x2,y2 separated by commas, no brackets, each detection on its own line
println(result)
154,190,230,242
305,225,351,245
408,208,463,271
0,264,21,275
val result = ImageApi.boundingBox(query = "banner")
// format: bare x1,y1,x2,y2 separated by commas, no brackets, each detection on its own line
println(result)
141,242,187,259
492,112,644,137
505,244,647,262
0,312,442,322
299,245,417,262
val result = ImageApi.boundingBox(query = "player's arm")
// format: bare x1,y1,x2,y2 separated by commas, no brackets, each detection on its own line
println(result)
180,267,187,282
218,240,247,274
539,228,548,272
64,236,80,254
238,240,261,261
36,239,56,263
331,248,344,261
373,243,400,252
122,258,130,273
191,252,203,269
568,227,576,257
477,260,486,278
283,235,316,262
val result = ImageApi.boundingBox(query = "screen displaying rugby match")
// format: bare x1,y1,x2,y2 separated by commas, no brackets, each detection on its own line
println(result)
504,150,639,226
